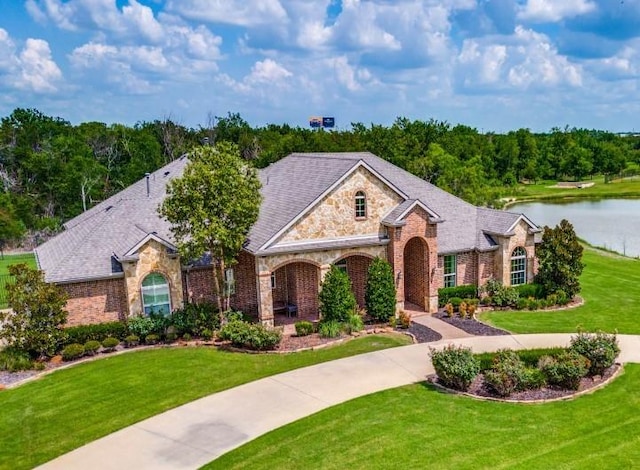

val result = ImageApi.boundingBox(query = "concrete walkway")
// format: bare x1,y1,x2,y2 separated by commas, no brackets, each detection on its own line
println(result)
39,334,640,470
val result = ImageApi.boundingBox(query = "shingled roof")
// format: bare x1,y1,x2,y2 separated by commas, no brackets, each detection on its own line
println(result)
35,151,538,283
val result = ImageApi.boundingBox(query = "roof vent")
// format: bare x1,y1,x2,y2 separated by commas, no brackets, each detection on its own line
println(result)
145,173,150,197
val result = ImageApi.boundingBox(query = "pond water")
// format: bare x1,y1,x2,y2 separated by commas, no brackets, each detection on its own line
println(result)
508,198,640,258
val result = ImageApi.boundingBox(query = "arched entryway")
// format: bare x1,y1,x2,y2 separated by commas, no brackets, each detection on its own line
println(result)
403,237,429,310
334,255,374,309
271,261,319,322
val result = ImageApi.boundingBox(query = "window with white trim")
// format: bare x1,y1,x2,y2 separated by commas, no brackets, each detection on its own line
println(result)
141,273,171,316
355,191,367,218
224,268,236,295
510,247,527,286
443,255,457,288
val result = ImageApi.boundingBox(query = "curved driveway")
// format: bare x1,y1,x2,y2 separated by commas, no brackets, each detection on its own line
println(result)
38,333,640,470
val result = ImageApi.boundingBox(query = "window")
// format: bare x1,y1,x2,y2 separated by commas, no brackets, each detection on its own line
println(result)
141,273,171,316
355,191,367,218
443,255,457,288
271,272,277,289
224,268,236,295
510,247,527,286
335,259,347,272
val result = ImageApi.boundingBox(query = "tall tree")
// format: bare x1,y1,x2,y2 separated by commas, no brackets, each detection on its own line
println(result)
535,219,584,298
160,143,262,312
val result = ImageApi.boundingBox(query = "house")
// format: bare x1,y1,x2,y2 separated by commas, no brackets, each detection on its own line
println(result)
35,152,540,326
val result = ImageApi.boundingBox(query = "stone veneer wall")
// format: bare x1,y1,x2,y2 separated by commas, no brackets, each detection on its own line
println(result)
277,166,403,244
123,239,184,317
60,278,128,326
495,221,537,286
386,207,439,313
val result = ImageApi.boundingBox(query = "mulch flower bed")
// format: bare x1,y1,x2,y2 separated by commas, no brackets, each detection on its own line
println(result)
434,312,510,336
429,364,621,402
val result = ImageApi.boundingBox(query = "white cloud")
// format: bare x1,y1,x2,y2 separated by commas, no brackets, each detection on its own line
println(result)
0,29,62,93
518,0,597,22
166,0,288,27
456,26,582,91
247,59,292,83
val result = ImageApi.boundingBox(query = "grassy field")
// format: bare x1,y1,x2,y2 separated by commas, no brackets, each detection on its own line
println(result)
480,247,640,334
206,364,640,470
0,334,412,470
505,176,640,204
0,252,36,308
0,252,36,276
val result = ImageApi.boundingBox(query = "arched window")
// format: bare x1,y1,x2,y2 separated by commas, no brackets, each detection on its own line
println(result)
355,191,367,218
141,273,171,316
510,247,527,286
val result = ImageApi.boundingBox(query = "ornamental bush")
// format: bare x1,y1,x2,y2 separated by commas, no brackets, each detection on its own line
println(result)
169,302,221,336
344,310,364,334
295,321,314,337
569,331,620,376
319,265,356,323
483,349,529,397
438,285,478,307
218,320,281,350
61,343,85,361
540,351,589,390
483,278,519,308
63,321,128,347
318,320,342,338
430,344,480,392
124,335,140,348
101,337,119,352
365,257,397,322
0,348,35,372
83,340,101,356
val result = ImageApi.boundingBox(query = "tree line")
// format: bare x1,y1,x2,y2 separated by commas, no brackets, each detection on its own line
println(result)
1,107,639,248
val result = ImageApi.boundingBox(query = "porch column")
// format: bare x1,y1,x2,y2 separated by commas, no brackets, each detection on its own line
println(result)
256,270,274,327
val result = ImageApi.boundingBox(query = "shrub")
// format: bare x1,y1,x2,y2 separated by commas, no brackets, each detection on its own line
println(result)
295,321,314,337
169,302,221,336
540,351,589,390
438,285,478,307
520,367,547,390
0,264,68,358
430,345,479,392
444,303,454,318
318,320,342,338
515,283,545,299
483,349,528,397
182,333,192,342
64,322,128,347
365,257,397,322
467,303,477,316
225,310,245,323
218,320,281,350
569,331,620,376
61,343,85,361
201,329,214,341
345,311,364,333
165,332,178,343
145,334,160,345
124,335,139,348
0,348,35,372
449,297,463,310
319,265,356,323
516,298,529,310
127,316,157,339
83,340,101,356
101,337,119,352
458,302,468,318
398,310,412,329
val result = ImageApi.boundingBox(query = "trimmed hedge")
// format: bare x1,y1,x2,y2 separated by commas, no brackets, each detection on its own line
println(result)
63,321,128,347
438,285,478,307
61,343,85,361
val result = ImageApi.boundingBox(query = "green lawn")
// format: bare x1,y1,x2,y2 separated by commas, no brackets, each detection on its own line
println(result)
0,252,36,276
0,333,411,470
207,364,640,470
480,247,640,334
0,252,36,308
506,176,640,203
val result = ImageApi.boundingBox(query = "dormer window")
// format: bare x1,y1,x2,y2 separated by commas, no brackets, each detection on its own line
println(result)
355,191,367,219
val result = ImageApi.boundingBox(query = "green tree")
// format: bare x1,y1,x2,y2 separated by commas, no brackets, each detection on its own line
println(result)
365,257,397,322
159,143,262,312
535,219,584,298
0,264,68,358
0,194,26,257
318,265,356,323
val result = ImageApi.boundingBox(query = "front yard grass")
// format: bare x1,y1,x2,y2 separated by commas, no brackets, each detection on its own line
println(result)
0,333,411,470
207,364,640,470
480,247,640,334
0,252,36,308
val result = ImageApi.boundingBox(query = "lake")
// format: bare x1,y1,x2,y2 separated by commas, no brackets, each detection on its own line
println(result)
508,198,640,258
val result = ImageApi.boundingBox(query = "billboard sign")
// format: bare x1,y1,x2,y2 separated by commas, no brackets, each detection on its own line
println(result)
322,117,335,128
309,116,322,128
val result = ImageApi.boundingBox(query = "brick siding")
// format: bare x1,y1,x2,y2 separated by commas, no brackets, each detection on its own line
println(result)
344,255,372,309
60,278,128,326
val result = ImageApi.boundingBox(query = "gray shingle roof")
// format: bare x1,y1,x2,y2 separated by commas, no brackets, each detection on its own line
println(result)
36,151,538,283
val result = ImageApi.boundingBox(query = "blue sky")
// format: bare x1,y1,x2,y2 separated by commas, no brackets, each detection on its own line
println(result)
0,0,639,132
